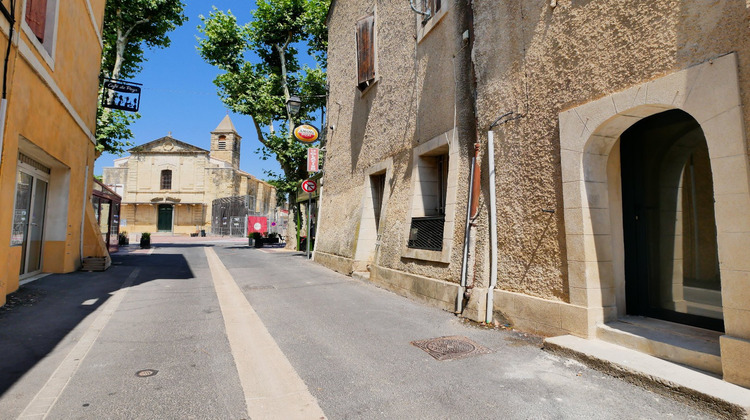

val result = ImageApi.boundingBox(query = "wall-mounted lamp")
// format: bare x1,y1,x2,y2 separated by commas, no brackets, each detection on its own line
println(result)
286,95,302,116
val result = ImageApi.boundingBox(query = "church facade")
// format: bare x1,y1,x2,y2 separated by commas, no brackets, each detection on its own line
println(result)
102,116,276,235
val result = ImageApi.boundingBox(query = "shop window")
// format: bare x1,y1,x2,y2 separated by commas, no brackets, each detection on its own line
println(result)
355,13,376,92
160,169,172,190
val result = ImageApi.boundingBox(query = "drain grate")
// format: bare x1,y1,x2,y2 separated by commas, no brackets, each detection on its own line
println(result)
411,336,492,361
135,369,158,377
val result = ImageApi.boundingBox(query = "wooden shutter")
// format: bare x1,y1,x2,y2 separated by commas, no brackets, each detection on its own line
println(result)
355,14,375,89
25,0,47,42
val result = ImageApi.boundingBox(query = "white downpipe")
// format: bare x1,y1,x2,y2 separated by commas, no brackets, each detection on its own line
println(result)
0,98,7,168
486,130,498,323
80,164,89,263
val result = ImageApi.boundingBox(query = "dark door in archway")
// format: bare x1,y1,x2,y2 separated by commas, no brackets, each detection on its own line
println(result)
620,109,724,331
157,204,173,232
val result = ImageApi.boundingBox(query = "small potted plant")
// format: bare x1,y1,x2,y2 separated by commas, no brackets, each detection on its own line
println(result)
267,232,279,244
118,231,129,246
140,232,151,249
251,231,263,248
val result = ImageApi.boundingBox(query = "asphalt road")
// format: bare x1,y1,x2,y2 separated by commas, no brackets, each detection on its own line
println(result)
0,241,719,419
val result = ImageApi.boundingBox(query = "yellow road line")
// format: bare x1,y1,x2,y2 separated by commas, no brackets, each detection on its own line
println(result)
205,247,326,420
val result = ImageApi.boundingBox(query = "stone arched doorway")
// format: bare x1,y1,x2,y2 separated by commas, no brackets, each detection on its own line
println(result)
558,53,750,385
620,109,723,331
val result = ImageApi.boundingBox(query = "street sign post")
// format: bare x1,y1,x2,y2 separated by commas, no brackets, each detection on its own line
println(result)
301,179,317,193
301,179,318,259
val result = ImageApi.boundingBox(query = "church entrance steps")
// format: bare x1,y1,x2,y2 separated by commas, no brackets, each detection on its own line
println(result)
544,334,750,419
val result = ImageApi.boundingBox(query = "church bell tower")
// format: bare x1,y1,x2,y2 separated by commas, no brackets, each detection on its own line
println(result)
210,115,241,169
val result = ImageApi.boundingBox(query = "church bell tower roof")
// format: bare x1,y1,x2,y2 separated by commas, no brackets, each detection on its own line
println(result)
213,114,237,133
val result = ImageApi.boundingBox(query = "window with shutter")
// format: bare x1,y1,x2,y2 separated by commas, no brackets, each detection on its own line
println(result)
355,14,375,91
25,0,47,42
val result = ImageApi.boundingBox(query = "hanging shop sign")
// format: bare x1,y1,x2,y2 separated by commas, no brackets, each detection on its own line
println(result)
294,124,319,143
102,78,142,112
307,147,319,172
301,179,317,193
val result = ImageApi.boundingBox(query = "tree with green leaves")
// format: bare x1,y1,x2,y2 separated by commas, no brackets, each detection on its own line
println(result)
96,0,187,156
197,0,329,248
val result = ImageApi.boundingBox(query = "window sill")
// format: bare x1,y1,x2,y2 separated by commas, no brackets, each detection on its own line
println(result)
417,6,449,43
403,246,450,264
22,22,55,70
357,78,378,97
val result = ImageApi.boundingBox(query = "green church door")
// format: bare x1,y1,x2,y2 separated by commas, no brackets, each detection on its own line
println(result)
157,204,173,232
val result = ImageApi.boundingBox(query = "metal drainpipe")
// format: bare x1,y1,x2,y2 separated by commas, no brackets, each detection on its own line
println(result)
457,154,476,313
485,129,498,323
80,163,90,265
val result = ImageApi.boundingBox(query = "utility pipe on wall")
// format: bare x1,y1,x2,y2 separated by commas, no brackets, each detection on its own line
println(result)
80,163,90,264
457,154,476,313
485,130,498,323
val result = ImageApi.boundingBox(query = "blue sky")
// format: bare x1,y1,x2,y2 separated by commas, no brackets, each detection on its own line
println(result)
94,1,304,179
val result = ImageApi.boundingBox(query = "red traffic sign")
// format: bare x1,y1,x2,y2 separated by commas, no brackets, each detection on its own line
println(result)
301,179,317,193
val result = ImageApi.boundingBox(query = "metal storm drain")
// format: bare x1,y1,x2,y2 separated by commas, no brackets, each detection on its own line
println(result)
411,336,492,361
135,369,158,378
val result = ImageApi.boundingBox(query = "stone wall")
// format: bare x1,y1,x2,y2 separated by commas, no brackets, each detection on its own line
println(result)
319,0,479,293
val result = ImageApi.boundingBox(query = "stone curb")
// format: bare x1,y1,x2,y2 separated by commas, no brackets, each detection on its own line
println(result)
544,335,750,420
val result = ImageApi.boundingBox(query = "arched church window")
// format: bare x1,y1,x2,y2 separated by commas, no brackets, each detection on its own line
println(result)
161,170,172,190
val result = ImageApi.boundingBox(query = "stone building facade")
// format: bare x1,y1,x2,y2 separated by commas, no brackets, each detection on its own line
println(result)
102,116,276,234
0,0,107,306
318,0,750,388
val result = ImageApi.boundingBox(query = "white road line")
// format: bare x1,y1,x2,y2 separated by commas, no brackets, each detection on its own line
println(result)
205,247,326,420
18,268,140,419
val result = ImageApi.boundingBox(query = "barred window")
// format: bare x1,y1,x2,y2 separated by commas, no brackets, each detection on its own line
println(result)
408,152,448,251
160,170,172,190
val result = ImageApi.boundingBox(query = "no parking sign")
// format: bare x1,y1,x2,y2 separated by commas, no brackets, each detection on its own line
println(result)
301,179,317,193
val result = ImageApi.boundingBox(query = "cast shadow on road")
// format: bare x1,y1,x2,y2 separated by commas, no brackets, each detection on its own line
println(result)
0,251,195,397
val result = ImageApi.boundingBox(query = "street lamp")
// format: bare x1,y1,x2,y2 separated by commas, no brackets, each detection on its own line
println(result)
286,95,301,116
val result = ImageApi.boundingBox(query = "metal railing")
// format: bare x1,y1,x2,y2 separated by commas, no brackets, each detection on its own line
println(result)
210,195,284,237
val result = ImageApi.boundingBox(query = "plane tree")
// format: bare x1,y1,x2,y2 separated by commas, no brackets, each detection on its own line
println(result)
197,0,329,246
97,0,187,156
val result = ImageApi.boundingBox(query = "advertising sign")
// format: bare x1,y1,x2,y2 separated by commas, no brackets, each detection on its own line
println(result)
102,78,142,112
247,216,268,233
307,148,319,172
294,124,319,143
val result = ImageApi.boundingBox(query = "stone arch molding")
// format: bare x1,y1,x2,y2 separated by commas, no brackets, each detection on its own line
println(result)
558,53,750,338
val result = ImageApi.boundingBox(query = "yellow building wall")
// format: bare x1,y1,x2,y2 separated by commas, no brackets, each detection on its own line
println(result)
0,1,105,305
